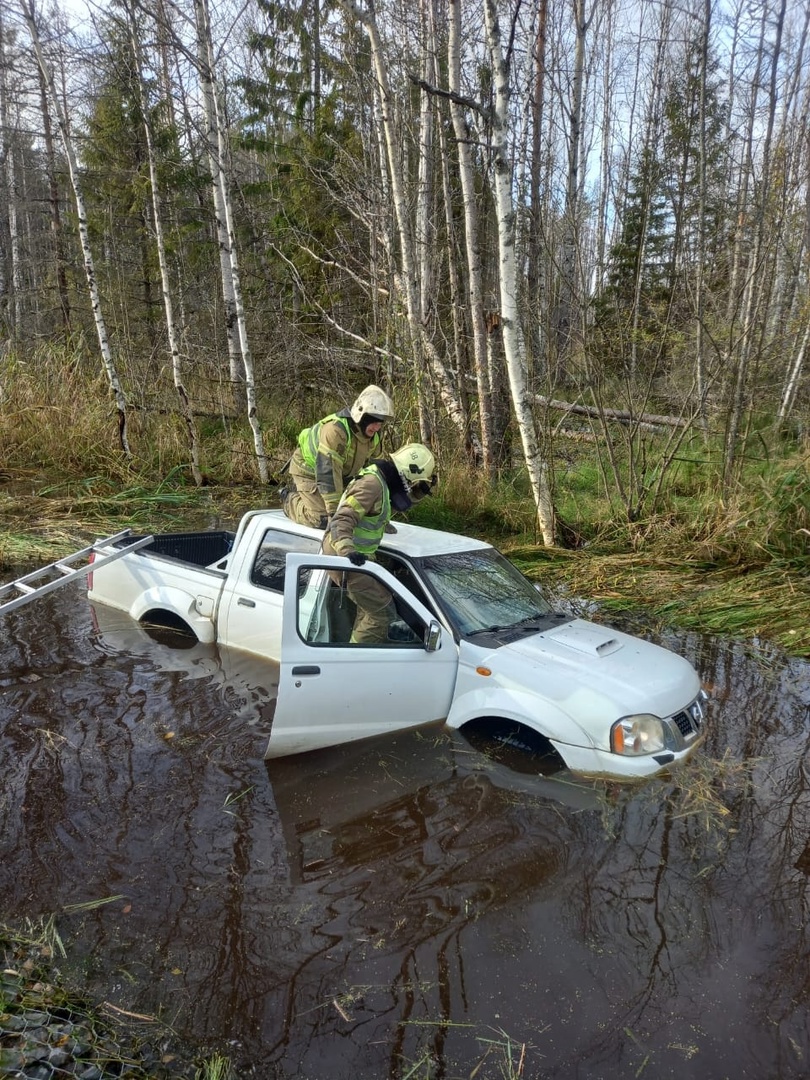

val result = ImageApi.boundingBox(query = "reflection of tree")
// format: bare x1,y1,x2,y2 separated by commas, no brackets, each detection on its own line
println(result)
559,633,810,1072
266,768,572,1071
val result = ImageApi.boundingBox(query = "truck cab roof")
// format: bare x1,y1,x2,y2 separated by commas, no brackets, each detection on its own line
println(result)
252,508,492,561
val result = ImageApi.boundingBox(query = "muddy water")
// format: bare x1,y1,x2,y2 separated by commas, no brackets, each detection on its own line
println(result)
1,585,809,1079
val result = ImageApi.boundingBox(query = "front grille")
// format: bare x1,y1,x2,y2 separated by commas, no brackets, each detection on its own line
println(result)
670,694,706,741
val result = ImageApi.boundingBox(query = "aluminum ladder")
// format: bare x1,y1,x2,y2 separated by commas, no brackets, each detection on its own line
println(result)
0,530,155,617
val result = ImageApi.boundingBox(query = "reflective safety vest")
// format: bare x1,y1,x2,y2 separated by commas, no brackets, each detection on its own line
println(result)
297,413,381,474
339,465,390,555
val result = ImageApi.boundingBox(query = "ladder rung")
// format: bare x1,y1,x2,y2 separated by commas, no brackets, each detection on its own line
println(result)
0,531,154,617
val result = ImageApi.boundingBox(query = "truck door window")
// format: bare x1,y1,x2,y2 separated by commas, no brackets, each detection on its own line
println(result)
250,530,321,592
295,566,426,647
374,551,434,612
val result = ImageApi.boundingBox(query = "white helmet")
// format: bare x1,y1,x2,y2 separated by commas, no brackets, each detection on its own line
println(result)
350,384,394,424
390,443,436,485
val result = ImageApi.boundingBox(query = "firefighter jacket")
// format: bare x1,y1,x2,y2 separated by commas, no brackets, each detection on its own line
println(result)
292,410,382,515
328,462,411,557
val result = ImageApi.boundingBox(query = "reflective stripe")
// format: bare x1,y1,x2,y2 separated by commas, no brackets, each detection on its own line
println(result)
297,414,381,473
297,413,347,469
339,465,390,554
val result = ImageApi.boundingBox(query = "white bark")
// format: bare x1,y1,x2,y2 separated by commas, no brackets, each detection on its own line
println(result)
0,10,22,337
193,0,268,482
555,0,590,367
723,0,786,490
448,0,495,474
483,0,556,546
192,0,242,389
336,0,474,452
778,319,809,422
128,5,203,486
21,0,131,455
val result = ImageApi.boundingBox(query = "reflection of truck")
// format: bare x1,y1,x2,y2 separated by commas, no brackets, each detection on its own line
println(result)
86,509,708,778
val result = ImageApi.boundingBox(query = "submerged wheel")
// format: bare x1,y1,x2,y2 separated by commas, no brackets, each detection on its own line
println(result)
138,610,198,648
461,718,566,776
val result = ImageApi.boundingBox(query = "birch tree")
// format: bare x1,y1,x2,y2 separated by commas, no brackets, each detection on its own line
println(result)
448,0,495,475
20,0,131,454
482,0,556,545
554,0,592,373
35,56,70,331
722,0,786,491
0,8,23,338
191,0,243,392
192,0,268,482
336,0,475,452
126,1,203,485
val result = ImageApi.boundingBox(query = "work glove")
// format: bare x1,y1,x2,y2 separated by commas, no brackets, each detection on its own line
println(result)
348,551,366,567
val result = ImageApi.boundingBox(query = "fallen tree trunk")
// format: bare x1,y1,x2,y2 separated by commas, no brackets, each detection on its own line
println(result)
534,395,691,429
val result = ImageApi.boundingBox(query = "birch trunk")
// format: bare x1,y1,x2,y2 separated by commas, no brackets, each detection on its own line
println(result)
0,10,23,337
694,0,711,433
21,0,130,455
448,0,495,474
128,5,203,486
628,0,672,379
554,0,589,372
527,0,548,375
483,0,556,546
35,60,70,331
193,0,268,482
191,0,242,392
778,320,809,422
336,0,474,451
415,0,437,443
722,0,785,491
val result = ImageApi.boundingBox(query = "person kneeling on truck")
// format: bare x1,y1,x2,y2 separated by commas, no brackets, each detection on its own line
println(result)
281,385,395,529
323,443,436,644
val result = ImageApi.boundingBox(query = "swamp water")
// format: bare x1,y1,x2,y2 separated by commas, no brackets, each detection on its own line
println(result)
0,586,809,1079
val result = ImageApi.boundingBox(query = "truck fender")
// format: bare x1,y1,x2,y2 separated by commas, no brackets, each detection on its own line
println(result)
129,586,216,644
446,686,596,751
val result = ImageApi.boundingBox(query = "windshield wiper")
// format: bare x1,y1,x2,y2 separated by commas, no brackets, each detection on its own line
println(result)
468,613,551,637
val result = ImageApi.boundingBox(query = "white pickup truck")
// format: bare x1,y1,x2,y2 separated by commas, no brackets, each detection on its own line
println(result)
86,509,707,778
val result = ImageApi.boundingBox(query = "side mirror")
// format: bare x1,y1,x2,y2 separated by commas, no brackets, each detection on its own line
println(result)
425,620,442,653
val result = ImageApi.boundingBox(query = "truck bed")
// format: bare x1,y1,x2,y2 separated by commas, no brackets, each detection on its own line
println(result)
113,531,236,569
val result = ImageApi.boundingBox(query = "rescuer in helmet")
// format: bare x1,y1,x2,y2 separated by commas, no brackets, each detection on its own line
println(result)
323,443,437,644
281,385,395,529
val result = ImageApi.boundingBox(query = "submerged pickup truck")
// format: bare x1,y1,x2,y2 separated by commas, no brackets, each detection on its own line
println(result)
86,509,708,778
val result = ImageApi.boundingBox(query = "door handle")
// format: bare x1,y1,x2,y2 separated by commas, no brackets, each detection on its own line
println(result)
237,597,256,608
291,665,320,676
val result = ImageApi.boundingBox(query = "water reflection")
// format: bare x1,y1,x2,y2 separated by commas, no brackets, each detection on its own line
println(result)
0,586,808,1078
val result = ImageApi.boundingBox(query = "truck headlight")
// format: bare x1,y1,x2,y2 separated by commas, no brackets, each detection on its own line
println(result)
611,714,665,756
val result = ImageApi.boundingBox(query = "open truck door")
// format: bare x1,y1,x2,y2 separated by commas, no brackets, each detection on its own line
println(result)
267,553,458,759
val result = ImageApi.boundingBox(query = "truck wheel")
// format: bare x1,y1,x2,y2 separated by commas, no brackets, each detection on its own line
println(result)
139,610,197,645
461,718,566,776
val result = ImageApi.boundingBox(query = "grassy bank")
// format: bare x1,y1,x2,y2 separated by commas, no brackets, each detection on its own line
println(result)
1,461,807,658
0,367,807,658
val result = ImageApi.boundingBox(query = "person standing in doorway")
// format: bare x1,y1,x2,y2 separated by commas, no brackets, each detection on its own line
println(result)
281,385,395,529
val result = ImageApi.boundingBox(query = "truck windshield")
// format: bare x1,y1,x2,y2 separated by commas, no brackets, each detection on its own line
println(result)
419,549,553,638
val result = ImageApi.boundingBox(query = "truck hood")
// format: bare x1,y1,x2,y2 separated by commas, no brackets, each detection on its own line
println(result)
476,617,700,729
